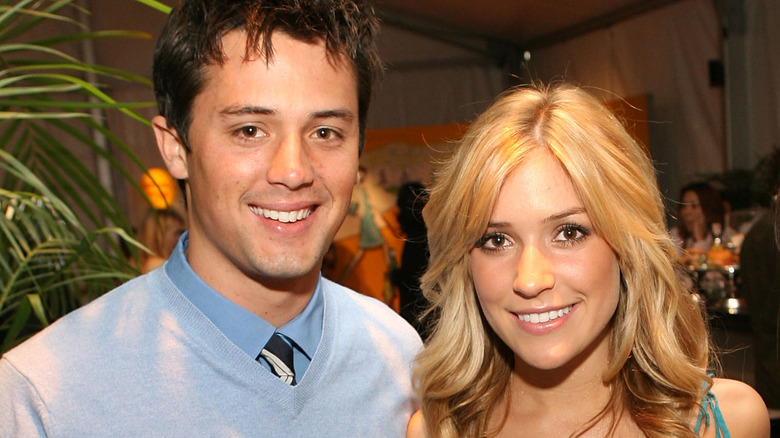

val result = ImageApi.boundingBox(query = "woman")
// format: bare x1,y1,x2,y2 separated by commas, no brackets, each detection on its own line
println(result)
669,181,735,255
407,84,768,437
136,208,186,273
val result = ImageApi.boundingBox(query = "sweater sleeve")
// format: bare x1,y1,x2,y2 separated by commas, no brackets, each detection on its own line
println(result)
0,357,50,437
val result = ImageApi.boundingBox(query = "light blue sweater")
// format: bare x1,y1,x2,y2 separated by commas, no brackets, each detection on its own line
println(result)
0,268,422,437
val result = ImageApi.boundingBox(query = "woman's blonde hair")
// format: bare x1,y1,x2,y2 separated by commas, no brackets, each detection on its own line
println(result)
414,83,711,437
137,208,185,272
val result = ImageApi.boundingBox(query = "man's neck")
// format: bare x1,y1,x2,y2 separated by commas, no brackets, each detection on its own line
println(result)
184,243,321,327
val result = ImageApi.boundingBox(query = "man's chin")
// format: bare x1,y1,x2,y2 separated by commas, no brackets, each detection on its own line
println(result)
248,257,321,286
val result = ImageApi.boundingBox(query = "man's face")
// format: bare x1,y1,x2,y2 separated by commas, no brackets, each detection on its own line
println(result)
162,31,360,297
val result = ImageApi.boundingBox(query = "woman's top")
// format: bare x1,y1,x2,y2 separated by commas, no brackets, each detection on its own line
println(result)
670,226,738,254
694,386,731,438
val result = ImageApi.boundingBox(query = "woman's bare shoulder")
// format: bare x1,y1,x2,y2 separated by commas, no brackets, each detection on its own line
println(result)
708,378,770,438
407,410,426,438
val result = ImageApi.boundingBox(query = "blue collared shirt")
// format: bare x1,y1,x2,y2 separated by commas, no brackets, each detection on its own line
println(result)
164,232,323,378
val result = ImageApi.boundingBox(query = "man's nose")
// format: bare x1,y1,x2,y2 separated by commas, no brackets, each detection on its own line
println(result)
267,133,314,189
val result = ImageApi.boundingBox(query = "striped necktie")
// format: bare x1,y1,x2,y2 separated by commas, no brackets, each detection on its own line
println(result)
257,332,296,385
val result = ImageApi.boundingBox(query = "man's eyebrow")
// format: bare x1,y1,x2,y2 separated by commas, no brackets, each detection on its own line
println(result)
311,109,355,122
219,106,275,118
217,106,355,122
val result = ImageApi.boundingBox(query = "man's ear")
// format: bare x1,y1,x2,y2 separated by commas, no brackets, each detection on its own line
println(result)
152,115,188,180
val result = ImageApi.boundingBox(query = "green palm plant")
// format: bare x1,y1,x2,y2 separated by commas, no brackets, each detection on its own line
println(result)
0,0,171,354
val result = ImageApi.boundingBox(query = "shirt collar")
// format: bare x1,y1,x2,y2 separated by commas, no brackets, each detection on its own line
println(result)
164,232,323,359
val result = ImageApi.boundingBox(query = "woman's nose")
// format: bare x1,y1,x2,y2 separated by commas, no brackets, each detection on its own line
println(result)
513,244,555,298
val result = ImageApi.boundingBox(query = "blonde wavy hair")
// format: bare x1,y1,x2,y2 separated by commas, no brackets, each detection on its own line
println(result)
414,83,711,437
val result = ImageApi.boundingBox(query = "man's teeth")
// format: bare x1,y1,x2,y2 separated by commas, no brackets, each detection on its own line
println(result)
249,207,311,223
518,305,572,324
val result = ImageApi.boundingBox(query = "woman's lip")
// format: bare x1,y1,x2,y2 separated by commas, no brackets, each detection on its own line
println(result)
512,303,576,333
514,304,574,324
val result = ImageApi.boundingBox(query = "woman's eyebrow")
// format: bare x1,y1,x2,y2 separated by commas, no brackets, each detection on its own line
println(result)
542,207,586,224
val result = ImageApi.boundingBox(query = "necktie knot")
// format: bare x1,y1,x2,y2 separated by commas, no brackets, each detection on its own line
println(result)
257,332,296,385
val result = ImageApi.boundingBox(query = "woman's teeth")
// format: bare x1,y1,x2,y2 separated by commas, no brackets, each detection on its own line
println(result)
518,305,572,323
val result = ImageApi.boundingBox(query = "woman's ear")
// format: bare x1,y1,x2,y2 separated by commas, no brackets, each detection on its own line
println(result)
152,115,188,180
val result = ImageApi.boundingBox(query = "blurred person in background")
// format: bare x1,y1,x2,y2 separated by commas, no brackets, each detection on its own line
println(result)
136,208,186,273
391,181,430,339
670,181,736,256
741,183,780,436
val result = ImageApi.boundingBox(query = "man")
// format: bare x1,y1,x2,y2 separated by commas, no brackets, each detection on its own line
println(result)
0,1,422,436
741,210,780,413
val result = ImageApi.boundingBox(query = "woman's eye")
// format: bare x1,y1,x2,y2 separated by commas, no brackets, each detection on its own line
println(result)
554,224,590,243
476,232,510,250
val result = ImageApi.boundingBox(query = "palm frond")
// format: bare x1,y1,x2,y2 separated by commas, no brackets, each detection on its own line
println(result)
0,0,170,354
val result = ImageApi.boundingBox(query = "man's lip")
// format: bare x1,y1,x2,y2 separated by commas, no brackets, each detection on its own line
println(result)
249,205,315,223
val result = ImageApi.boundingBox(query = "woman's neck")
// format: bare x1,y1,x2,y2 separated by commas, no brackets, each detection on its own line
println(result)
490,330,642,437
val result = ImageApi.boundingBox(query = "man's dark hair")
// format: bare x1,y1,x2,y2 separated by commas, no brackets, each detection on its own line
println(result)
152,0,383,154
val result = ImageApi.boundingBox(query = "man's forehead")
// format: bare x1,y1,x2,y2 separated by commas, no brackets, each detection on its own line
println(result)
217,30,352,73
193,30,359,117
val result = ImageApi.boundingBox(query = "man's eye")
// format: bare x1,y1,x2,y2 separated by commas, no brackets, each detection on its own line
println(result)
314,127,345,141
315,128,333,139
240,126,258,137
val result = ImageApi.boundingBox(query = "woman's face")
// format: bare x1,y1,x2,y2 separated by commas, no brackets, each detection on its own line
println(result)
680,190,705,231
470,149,620,371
